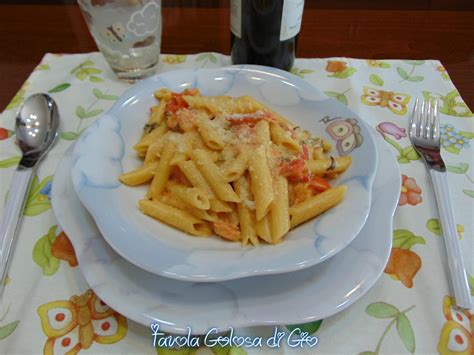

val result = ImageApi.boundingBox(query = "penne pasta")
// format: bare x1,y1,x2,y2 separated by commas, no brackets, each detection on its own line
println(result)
177,160,232,212
143,131,181,165
233,95,265,113
154,88,172,101
233,175,258,246
188,149,240,203
253,99,294,128
119,161,159,186
212,220,241,241
158,194,218,222
144,141,163,165
289,185,347,228
134,123,168,156
167,182,210,210
248,145,273,221
148,100,166,125
256,214,272,244
270,174,290,243
313,147,326,160
121,89,353,245
169,152,188,166
183,95,262,116
209,198,232,213
149,142,176,199
182,130,206,150
139,199,212,236
307,156,352,175
322,139,332,152
221,147,251,182
198,117,225,150
255,120,271,146
270,122,302,153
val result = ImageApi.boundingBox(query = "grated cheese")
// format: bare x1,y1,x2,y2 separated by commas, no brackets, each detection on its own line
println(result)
242,199,256,210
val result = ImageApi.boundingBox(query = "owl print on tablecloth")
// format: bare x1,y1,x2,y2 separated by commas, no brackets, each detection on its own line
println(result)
321,116,364,156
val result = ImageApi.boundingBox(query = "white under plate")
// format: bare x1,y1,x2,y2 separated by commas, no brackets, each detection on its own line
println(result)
70,65,377,282
51,128,399,335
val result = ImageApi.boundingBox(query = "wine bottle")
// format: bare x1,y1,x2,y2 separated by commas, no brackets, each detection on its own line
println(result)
230,0,304,71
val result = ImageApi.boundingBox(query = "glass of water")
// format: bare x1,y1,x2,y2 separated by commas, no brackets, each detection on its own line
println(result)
78,0,162,82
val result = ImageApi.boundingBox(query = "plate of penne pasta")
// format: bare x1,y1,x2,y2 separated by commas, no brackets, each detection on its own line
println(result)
51,129,399,332
71,65,378,281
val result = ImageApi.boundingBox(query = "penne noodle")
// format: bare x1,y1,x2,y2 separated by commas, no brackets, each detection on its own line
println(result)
233,176,258,246
212,220,241,242
227,203,240,226
326,172,339,179
177,160,232,212
158,194,218,222
270,175,290,243
180,131,221,161
307,156,352,175
248,145,273,221
169,152,188,166
289,185,347,228
182,130,206,150
144,141,163,165
167,182,210,210
139,199,212,236
198,117,225,150
209,198,232,213
154,88,172,101
255,120,271,147
253,100,294,128
233,95,264,114
256,214,272,244
322,139,332,152
158,193,188,210
270,122,302,153
119,161,159,186
313,147,326,160
188,149,240,203
183,95,262,116
143,131,181,165
183,132,220,161
188,209,218,222
206,149,221,162
134,123,168,156
182,95,220,115
148,100,166,125
149,142,176,199
221,147,250,182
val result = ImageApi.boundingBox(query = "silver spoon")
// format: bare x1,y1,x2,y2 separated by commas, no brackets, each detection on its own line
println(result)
0,93,59,296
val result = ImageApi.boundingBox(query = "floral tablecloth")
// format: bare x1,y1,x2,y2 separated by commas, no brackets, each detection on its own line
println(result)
0,52,473,355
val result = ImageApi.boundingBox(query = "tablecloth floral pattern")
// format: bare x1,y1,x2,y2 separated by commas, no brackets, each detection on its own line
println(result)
0,52,473,355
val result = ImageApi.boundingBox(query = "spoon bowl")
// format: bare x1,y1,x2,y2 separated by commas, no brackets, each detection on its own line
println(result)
16,93,60,167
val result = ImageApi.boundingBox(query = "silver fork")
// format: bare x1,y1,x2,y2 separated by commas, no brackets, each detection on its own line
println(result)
410,98,471,309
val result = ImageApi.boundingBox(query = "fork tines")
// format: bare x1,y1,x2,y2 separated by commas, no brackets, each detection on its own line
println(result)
410,98,439,140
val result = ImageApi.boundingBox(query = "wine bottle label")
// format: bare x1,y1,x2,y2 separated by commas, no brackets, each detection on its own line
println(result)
280,0,304,41
230,0,242,39
230,0,303,41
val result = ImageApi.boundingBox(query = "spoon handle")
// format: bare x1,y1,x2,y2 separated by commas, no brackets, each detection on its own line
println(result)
0,168,34,296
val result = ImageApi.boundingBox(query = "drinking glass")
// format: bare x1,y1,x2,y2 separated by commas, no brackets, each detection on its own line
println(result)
78,0,162,81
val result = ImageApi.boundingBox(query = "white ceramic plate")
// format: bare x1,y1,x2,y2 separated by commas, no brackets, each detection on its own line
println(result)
52,129,398,334
71,66,377,282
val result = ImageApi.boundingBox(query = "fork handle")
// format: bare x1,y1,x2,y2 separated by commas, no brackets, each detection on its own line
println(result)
430,170,472,309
